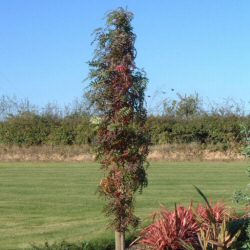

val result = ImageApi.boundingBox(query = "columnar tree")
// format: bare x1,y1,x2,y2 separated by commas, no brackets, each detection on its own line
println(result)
87,8,150,250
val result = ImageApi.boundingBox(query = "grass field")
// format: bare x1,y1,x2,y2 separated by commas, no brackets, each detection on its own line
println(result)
0,161,249,249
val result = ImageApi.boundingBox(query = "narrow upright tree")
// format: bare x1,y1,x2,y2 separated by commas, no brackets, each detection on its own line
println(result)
87,8,150,250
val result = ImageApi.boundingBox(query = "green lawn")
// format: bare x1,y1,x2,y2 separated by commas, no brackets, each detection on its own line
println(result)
0,161,249,249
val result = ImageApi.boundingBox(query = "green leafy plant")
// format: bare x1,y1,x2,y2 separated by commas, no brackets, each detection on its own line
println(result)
233,124,250,206
240,123,250,158
233,167,250,206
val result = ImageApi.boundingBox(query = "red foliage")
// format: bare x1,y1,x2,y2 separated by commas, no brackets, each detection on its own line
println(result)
196,202,229,224
88,9,150,232
115,65,127,72
137,202,230,250
139,205,200,250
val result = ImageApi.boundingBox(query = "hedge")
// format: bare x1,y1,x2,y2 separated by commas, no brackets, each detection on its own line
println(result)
0,111,249,148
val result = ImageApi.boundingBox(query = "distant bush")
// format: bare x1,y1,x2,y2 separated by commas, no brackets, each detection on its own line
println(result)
0,112,53,145
0,95,92,146
47,115,91,145
0,94,249,148
147,115,248,147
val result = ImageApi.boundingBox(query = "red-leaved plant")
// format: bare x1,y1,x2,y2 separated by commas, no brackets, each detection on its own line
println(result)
136,202,230,250
138,204,200,250
134,187,241,250
196,202,228,224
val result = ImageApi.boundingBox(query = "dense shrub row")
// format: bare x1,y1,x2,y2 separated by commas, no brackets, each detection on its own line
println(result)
0,112,92,146
0,111,250,148
0,112,250,146
0,94,249,148
148,115,250,147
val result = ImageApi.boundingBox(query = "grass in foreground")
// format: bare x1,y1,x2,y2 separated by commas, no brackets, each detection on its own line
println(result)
0,161,249,249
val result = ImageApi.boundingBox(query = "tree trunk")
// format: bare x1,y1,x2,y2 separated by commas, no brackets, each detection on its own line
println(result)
115,231,125,250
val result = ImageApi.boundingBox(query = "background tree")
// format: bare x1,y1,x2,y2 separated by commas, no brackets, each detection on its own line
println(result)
86,8,150,250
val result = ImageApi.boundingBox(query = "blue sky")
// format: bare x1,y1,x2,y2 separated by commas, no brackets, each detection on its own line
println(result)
1,0,250,111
